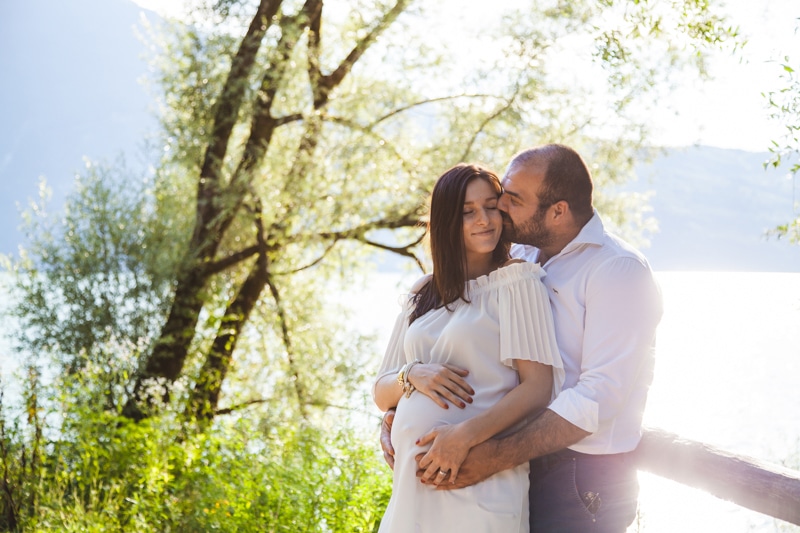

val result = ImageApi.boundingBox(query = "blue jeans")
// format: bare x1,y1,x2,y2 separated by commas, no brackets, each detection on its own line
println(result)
529,449,638,532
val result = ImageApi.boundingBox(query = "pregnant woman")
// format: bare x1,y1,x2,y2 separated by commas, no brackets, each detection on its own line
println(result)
373,163,564,532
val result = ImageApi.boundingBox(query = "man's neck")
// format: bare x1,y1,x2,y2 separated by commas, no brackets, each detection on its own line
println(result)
537,250,552,265
538,226,582,265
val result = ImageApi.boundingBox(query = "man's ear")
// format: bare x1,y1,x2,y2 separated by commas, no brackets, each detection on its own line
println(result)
551,200,570,220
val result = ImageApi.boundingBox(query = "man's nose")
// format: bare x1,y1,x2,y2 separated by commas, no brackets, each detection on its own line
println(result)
498,194,509,212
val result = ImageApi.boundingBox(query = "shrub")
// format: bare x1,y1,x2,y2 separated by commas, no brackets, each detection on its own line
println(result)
2,392,391,532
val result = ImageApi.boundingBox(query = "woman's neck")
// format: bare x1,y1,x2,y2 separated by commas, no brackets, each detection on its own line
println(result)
465,254,497,280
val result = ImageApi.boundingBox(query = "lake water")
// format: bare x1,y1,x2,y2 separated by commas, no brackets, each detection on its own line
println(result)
346,270,800,533
2,271,799,531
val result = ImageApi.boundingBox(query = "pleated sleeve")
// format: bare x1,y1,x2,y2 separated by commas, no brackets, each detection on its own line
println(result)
497,263,565,397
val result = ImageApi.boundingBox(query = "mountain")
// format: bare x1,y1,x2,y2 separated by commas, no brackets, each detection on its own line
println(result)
630,147,800,272
0,1,798,271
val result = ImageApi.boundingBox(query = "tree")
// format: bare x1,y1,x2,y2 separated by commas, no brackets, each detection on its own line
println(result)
766,56,800,243
8,0,738,427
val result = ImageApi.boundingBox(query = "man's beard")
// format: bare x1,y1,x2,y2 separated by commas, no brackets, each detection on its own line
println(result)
501,209,554,248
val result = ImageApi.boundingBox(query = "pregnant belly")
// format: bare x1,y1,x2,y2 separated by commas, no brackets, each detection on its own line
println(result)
391,390,495,459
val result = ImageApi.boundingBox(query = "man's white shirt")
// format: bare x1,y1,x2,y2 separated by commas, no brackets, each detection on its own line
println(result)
511,211,663,454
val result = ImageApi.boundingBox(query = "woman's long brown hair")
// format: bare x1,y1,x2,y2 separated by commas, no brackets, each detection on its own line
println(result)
409,164,509,324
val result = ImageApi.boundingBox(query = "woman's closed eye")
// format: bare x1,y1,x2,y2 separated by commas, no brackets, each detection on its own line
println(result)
465,204,498,215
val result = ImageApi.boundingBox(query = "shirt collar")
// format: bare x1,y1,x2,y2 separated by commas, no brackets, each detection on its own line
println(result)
566,209,605,249
546,210,604,263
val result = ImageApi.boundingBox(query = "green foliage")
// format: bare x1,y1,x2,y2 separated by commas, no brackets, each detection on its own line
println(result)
765,55,800,244
168,422,390,532
1,371,390,532
0,366,43,532
6,162,182,381
199,258,383,425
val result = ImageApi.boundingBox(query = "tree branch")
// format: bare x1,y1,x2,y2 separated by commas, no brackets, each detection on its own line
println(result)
323,115,415,173
369,93,506,128
265,274,308,419
271,239,338,275
315,0,412,108
308,400,384,419
289,213,426,270
274,113,305,126
459,94,518,162
300,214,420,247
198,0,281,221
205,245,262,274
363,234,427,272
310,210,423,243
274,219,425,275
215,398,380,418
232,0,320,182
305,0,324,104
215,397,272,416
188,199,271,421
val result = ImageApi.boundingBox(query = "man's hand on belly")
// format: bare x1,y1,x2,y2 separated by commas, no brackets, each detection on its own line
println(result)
380,408,396,470
415,437,504,489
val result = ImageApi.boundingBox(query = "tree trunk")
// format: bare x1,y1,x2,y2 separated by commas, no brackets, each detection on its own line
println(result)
188,251,269,421
123,0,414,421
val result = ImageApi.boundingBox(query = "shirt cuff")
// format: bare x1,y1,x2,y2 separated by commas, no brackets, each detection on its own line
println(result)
548,388,599,434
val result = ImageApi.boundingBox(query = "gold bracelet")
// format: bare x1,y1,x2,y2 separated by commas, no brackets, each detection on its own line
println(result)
403,360,421,398
396,363,409,388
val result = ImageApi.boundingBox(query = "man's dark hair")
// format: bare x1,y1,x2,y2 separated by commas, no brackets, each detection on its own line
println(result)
509,144,594,222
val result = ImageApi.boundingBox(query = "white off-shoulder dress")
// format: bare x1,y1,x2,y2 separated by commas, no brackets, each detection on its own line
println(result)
375,262,564,533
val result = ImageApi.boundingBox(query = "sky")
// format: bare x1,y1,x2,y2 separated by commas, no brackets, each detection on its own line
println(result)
3,0,797,267
130,0,800,153
647,0,799,150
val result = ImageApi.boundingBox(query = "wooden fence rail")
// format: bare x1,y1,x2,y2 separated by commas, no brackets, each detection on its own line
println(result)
635,428,800,526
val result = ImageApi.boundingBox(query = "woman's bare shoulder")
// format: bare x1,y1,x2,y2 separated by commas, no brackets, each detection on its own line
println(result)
409,273,432,294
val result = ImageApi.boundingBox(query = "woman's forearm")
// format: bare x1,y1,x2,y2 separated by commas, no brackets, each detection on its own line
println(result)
457,362,551,449
374,372,403,412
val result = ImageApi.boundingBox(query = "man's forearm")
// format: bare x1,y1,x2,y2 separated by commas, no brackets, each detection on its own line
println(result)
431,408,591,490
496,408,590,465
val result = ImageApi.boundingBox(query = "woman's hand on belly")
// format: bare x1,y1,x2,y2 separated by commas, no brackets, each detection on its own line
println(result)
408,363,475,409
415,422,471,485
